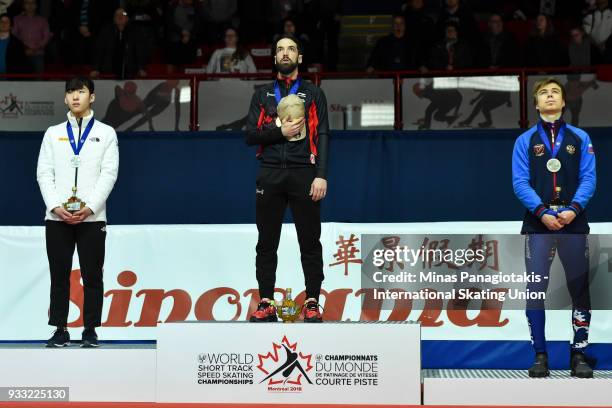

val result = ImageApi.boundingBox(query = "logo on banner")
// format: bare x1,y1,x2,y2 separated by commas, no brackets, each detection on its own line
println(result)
197,352,255,385
0,94,24,118
0,93,54,118
257,336,313,392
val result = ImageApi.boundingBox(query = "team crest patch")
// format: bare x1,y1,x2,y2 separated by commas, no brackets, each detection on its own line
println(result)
533,144,545,157
566,144,576,155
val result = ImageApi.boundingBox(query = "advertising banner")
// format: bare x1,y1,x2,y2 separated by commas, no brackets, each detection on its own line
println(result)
1,223,611,345
0,80,190,132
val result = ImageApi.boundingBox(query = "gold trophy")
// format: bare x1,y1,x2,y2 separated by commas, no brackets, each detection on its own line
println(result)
277,288,301,323
276,94,306,142
549,186,565,212
63,186,86,213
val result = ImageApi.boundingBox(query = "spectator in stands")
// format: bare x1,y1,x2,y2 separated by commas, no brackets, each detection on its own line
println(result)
165,0,201,72
206,27,256,73
435,0,479,44
124,0,162,66
200,0,237,44
428,21,473,71
265,0,303,41
11,0,52,73
0,13,26,74
0,1,13,16
478,14,520,68
300,0,341,71
401,0,436,53
582,0,612,55
90,8,146,79
273,17,312,67
366,14,422,72
70,0,120,66
525,14,567,67
316,0,342,71
569,26,600,66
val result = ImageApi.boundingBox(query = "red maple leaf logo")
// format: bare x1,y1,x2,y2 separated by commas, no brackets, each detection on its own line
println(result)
256,335,313,385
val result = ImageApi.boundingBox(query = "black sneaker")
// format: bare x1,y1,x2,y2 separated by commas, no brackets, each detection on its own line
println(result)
528,352,550,378
81,328,99,348
46,327,70,348
249,300,278,322
303,299,323,323
570,352,593,378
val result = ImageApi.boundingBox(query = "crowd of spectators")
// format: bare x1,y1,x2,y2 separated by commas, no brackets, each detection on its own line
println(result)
1,0,611,77
368,0,612,72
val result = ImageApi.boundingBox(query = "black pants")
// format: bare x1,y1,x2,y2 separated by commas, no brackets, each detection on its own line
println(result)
255,167,324,300
45,221,106,328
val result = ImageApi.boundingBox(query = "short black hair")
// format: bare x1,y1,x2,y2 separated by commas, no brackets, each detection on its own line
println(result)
274,33,302,55
0,13,9,21
65,76,95,93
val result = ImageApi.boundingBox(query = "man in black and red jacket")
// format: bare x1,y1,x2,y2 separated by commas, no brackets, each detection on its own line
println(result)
246,33,329,323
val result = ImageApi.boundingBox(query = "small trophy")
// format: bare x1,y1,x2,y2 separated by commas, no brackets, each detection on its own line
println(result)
63,186,86,213
276,94,306,142
548,186,564,212
277,288,301,323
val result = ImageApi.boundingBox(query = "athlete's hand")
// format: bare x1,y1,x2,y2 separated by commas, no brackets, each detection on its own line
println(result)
66,207,93,224
310,178,327,201
281,117,305,139
52,207,73,222
557,210,577,225
541,214,564,231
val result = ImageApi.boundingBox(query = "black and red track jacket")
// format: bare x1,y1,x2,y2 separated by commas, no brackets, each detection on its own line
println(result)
245,77,329,179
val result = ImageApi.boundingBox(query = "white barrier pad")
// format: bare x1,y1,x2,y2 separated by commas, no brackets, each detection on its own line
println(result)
424,369,612,406
0,344,156,402
157,321,421,405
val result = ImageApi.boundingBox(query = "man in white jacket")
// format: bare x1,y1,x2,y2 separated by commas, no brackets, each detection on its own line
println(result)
37,77,119,348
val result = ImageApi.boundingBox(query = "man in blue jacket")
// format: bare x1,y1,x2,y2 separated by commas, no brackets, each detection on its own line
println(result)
512,77,596,378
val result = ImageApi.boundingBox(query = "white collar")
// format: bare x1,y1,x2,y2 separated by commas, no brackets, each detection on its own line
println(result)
67,110,94,128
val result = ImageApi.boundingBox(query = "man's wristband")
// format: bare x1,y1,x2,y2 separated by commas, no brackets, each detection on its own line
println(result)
534,205,548,218
568,202,582,214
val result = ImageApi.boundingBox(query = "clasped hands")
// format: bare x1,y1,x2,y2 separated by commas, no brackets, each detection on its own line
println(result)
541,208,577,231
52,207,94,225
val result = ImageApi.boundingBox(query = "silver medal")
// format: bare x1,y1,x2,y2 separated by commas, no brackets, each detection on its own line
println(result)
546,158,561,173
70,156,81,168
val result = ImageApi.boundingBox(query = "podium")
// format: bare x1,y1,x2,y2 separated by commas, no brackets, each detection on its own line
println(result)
157,321,422,405
0,343,156,402
423,369,612,406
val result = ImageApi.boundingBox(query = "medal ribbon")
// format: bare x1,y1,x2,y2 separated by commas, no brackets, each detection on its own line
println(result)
537,121,565,158
66,117,94,191
538,121,565,198
274,77,301,104
67,117,95,156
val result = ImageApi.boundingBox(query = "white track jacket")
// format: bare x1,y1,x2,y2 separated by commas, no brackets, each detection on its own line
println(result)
37,111,119,222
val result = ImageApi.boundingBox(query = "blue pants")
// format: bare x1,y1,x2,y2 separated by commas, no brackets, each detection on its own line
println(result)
524,234,591,353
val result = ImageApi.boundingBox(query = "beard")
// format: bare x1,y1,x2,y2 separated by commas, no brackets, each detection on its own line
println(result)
275,59,299,76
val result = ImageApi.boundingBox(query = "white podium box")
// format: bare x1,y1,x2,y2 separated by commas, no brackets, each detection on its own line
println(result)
423,369,612,406
0,344,156,402
157,321,421,405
